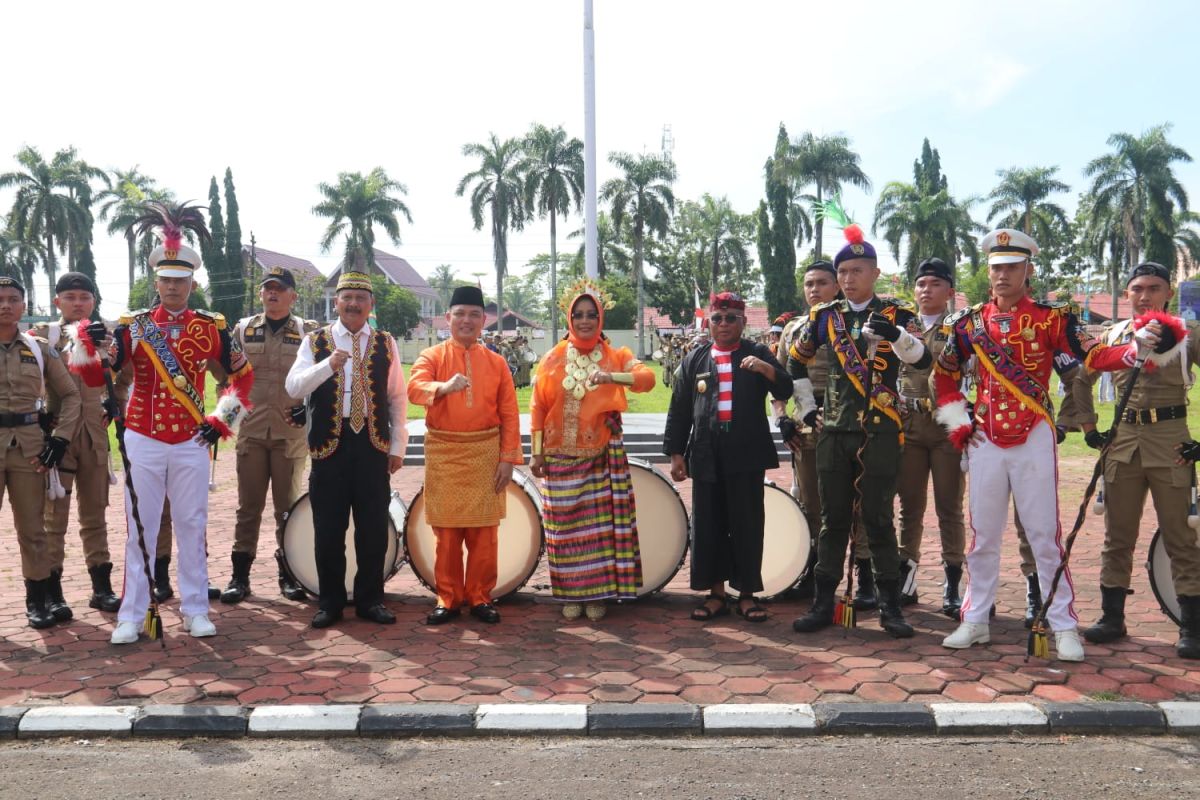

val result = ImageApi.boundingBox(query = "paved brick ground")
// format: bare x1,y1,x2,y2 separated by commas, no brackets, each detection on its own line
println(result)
1,450,1197,707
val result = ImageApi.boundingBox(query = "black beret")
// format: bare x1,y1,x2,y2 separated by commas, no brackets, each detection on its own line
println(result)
259,266,296,289
55,271,96,295
805,259,836,278
1125,261,1171,287
0,276,25,296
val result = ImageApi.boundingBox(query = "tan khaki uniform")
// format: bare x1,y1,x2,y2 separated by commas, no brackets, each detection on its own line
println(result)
0,333,81,578
231,313,318,554
1078,320,1200,595
36,320,121,569
788,339,869,560
896,312,965,566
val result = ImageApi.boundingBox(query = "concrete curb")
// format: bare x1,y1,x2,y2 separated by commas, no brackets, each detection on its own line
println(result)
5,701,1199,738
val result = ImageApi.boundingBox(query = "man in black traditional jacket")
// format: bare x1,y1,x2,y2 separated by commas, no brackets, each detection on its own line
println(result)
664,292,793,623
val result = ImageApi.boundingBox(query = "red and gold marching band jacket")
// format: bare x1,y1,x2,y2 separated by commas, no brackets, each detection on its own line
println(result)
933,295,1133,449
111,305,253,444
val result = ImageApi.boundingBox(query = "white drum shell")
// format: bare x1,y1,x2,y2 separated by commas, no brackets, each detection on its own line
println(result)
626,458,689,596
1148,528,1181,626
725,482,811,599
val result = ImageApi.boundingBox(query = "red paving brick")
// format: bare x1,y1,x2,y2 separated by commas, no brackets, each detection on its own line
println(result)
1,454,1199,706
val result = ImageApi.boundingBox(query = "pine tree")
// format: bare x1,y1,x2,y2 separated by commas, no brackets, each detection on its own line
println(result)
202,176,228,315
221,167,244,319
760,124,797,318
76,241,101,320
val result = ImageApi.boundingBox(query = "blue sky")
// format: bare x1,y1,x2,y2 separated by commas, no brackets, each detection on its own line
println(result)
1,0,1196,316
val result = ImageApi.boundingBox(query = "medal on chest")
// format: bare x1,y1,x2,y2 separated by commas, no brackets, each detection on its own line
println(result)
995,314,1012,337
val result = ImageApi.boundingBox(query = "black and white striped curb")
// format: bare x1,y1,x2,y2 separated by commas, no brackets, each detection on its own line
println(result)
3,701,1199,738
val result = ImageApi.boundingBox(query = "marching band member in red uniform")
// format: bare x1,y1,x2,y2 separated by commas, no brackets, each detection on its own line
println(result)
109,202,253,645
934,228,1158,662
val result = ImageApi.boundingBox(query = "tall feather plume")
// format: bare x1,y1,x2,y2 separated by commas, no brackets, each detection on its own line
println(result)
812,193,854,229
127,200,211,250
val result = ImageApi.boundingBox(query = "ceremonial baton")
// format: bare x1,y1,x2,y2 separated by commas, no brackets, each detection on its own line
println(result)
1027,350,1146,660
101,354,166,646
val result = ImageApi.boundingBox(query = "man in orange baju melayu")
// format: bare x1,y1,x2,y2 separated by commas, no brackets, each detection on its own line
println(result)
407,286,523,625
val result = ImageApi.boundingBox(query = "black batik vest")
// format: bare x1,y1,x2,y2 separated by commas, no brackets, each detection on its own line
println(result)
307,326,393,459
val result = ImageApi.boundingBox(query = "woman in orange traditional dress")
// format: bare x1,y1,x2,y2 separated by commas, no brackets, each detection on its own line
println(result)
530,282,656,620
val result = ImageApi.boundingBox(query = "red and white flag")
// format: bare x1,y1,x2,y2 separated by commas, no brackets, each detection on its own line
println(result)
693,280,705,330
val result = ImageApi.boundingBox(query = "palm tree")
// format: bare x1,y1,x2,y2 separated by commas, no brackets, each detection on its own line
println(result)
602,152,676,357
313,168,412,275
696,194,752,291
522,123,583,340
457,134,529,332
1175,210,1200,279
1084,124,1192,274
0,219,46,309
986,166,1071,242
429,263,457,313
96,167,172,291
0,146,92,294
873,183,981,281
776,132,872,258
50,147,108,272
569,211,628,279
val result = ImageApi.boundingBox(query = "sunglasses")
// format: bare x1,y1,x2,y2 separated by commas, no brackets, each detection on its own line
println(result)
710,313,743,325
571,311,599,320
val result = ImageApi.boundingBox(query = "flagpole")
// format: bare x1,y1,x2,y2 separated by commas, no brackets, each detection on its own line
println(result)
583,0,598,280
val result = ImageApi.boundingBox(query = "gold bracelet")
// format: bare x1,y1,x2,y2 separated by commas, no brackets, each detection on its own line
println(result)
531,430,544,457
611,372,634,385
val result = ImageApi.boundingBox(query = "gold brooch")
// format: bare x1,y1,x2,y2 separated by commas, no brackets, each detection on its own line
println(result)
697,379,707,394
1021,328,1036,341
173,375,188,389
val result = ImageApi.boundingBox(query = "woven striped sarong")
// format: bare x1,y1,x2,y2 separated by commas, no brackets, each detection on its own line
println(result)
542,439,642,601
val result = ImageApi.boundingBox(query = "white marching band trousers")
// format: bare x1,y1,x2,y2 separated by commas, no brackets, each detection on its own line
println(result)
116,430,212,624
961,420,1078,630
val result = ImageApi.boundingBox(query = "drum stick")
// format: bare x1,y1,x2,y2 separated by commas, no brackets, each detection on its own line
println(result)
209,441,218,492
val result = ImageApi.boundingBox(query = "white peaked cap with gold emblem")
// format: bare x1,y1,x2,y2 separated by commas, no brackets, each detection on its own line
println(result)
981,228,1039,265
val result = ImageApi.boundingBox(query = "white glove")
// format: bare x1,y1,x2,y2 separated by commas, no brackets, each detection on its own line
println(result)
891,329,926,365
792,378,818,426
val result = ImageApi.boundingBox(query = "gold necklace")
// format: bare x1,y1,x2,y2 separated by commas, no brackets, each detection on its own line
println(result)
562,343,603,400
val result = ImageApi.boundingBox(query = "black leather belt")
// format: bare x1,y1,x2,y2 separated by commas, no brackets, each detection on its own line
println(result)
1122,405,1188,425
0,412,39,427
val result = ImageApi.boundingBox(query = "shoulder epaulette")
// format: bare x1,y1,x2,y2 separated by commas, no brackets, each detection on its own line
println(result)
944,304,980,326
808,299,843,320
882,297,917,313
302,318,321,332
194,308,227,330
1034,300,1070,312
117,309,150,326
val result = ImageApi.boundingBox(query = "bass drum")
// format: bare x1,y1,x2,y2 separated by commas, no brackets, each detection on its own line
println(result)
628,458,689,596
404,470,544,600
725,482,811,600
279,490,407,600
1147,527,1181,626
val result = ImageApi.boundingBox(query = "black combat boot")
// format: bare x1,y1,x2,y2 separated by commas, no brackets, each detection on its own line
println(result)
792,577,839,633
25,579,55,630
45,568,73,622
898,558,918,606
942,562,963,619
852,558,878,611
153,555,174,602
219,551,253,604
1023,572,1042,629
276,549,307,601
1178,595,1200,660
87,563,121,612
1083,585,1128,644
876,579,915,638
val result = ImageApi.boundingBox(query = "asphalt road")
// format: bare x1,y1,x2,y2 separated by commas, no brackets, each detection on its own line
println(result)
2,736,1199,799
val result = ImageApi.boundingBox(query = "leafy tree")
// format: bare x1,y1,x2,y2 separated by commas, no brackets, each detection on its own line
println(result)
872,139,980,281
0,219,45,309
775,132,871,258
602,151,676,357
568,211,629,279
128,275,210,311
0,146,92,294
696,194,753,293
428,263,457,313
95,167,172,291
1175,210,1200,276
522,123,583,340
502,270,546,322
217,168,245,321
368,275,420,335
759,124,798,317
457,134,529,335
986,166,1070,240
314,168,413,274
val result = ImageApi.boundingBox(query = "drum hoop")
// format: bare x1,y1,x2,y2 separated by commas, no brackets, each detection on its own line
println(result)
1146,527,1182,626
625,457,690,597
402,476,546,601
280,491,406,599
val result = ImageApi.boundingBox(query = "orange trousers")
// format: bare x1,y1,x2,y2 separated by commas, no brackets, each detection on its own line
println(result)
433,525,498,609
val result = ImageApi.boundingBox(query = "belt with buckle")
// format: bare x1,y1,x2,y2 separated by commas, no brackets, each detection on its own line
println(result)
900,397,933,413
0,412,40,427
1122,405,1188,425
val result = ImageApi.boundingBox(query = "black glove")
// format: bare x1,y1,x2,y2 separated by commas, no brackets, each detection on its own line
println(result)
1154,322,1179,354
1085,429,1111,450
101,396,121,423
37,436,69,469
85,320,108,346
776,416,797,441
1179,440,1200,463
1055,425,1067,445
803,409,820,428
866,312,902,343
287,405,307,428
195,423,222,446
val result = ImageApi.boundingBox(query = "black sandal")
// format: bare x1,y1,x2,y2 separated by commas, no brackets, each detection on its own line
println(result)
736,596,768,623
691,595,730,621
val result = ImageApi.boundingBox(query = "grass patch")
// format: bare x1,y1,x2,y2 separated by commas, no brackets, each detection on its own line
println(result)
1089,690,1123,702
